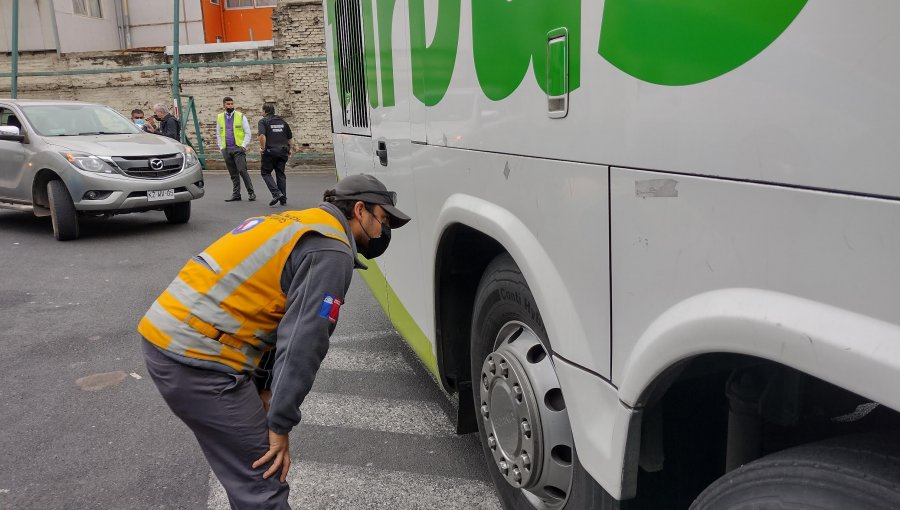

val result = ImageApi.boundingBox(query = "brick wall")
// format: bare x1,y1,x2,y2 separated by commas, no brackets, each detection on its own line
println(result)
0,0,333,165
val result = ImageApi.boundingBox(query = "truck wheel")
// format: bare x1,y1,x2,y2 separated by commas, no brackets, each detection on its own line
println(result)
691,433,900,510
471,253,610,509
164,201,191,224
47,179,80,241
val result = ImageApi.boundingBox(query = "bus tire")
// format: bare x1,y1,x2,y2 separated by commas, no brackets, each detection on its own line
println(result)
47,179,79,241
470,253,612,509
691,433,900,510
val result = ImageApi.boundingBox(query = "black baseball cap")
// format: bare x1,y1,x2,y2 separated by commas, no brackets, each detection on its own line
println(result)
333,174,411,228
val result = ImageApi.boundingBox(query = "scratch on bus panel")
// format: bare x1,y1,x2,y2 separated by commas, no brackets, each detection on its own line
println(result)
635,179,678,198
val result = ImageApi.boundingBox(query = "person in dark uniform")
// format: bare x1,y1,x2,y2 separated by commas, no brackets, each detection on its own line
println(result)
258,104,293,207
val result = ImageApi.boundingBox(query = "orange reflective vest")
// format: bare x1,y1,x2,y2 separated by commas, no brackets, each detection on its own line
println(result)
138,208,350,372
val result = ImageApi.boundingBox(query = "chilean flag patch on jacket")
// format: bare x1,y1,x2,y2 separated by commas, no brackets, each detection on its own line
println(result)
318,294,343,323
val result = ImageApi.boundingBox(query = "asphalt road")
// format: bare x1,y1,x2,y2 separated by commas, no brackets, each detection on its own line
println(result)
0,172,499,509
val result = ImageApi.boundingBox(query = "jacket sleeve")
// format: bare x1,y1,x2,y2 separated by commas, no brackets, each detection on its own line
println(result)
158,117,179,140
241,114,252,148
266,242,353,434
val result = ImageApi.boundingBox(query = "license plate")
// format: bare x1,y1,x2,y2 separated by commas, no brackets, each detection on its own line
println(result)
147,189,175,202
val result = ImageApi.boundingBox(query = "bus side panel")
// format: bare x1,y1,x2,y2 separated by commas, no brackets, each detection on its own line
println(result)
411,145,612,378
610,168,900,406
419,0,900,198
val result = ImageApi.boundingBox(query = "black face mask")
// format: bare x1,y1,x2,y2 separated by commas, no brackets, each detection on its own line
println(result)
225,107,235,114
358,220,391,259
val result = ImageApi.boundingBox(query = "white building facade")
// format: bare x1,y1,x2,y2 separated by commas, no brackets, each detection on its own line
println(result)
0,0,204,54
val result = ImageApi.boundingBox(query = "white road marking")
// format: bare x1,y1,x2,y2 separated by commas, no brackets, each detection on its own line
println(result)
321,347,414,374
207,461,501,510
329,328,398,344
301,392,456,436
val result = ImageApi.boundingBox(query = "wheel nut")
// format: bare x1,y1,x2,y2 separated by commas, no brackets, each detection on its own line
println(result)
513,384,523,402
512,467,521,483
487,359,496,374
499,361,509,377
498,461,509,475
521,420,532,438
520,453,531,469
488,435,497,450
481,404,490,418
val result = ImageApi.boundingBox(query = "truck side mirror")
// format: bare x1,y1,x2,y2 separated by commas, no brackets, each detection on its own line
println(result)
0,125,25,142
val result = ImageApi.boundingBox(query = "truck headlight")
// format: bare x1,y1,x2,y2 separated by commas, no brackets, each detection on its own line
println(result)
63,152,117,174
183,147,199,168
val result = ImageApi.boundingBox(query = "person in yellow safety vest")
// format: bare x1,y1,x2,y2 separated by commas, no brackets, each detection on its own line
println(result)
139,174,410,509
217,96,256,202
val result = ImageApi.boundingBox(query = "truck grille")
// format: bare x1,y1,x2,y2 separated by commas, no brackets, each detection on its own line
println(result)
112,154,183,179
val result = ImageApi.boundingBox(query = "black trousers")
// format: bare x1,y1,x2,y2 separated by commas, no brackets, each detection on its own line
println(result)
261,147,289,199
142,340,290,509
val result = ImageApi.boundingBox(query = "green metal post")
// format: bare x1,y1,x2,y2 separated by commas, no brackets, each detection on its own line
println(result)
171,0,182,128
11,0,19,98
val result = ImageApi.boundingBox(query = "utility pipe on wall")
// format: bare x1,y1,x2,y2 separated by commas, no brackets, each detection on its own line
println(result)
11,0,19,98
121,0,132,49
171,0,182,120
46,0,62,58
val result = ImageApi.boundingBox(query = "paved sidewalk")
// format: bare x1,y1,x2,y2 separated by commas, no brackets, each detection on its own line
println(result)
202,163,337,175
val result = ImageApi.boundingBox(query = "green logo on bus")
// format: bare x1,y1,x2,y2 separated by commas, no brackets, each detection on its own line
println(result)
599,0,808,86
327,0,808,106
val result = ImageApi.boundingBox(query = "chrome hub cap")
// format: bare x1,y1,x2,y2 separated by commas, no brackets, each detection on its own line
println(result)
480,322,575,508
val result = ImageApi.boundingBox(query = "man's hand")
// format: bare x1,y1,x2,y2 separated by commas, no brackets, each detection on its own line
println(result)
259,389,272,413
252,430,291,482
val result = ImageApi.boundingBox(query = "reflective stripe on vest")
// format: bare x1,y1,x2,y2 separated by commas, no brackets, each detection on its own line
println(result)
217,111,246,149
138,209,350,372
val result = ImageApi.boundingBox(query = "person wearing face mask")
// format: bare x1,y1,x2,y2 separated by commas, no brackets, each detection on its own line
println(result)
137,173,409,509
217,97,256,202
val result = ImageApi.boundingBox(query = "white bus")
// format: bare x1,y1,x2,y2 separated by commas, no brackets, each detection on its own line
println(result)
323,1,900,508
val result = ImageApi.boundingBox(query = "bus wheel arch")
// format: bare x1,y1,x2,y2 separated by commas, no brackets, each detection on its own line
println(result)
434,223,504,433
627,352,900,508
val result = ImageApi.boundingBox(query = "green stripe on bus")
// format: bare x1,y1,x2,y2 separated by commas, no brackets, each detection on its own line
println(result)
356,260,440,379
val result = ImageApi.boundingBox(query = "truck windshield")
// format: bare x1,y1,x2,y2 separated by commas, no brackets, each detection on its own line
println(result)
20,104,141,137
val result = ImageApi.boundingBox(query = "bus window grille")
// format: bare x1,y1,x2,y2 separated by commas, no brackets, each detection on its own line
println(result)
334,0,369,129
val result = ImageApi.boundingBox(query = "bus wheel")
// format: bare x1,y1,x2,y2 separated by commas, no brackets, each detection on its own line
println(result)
471,253,607,509
691,433,900,509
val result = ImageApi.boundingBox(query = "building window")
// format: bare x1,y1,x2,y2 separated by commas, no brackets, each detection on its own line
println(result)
225,0,254,8
255,0,277,7
211,0,220,4
73,0,103,18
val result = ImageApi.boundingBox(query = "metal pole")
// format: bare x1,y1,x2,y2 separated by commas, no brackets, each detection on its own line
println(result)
11,0,19,98
171,0,182,120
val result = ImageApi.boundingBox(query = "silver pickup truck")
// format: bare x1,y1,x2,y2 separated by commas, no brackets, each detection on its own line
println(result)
0,99,205,240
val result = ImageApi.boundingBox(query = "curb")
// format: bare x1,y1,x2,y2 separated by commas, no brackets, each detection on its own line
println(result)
202,165,337,176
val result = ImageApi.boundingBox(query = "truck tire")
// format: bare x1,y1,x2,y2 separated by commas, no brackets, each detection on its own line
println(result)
691,433,900,510
470,253,613,510
164,201,191,224
47,179,79,241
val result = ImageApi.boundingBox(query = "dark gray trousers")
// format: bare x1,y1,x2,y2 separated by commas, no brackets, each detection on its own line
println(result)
142,340,290,509
222,146,254,198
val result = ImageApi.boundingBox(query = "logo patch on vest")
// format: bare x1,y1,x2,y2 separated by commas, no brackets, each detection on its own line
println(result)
232,217,265,235
318,294,343,323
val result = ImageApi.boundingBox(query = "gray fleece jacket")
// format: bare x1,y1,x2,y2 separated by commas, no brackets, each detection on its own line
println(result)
257,202,365,434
